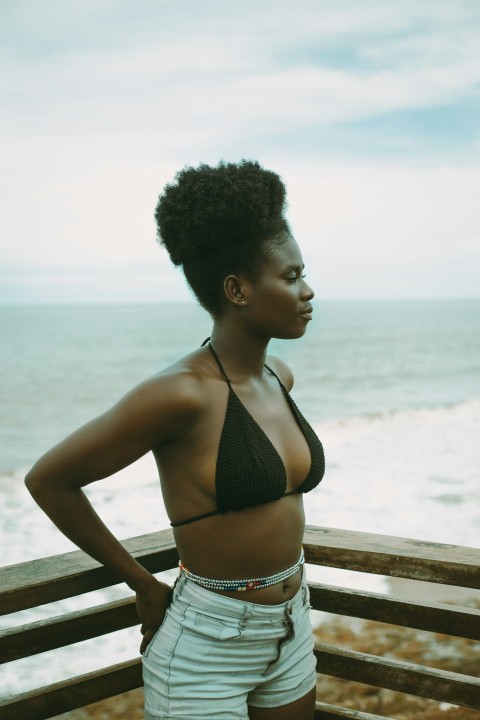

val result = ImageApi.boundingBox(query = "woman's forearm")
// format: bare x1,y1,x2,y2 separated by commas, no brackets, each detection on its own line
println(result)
25,476,157,592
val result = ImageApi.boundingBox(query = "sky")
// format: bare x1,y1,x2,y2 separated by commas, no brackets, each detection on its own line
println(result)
1,0,480,304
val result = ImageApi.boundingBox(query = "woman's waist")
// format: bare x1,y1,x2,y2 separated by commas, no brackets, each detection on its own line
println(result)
175,496,304,562
209,566,303,604
177,547,305,605
175,561,305,609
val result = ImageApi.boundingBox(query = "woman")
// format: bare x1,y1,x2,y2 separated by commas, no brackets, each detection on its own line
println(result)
25,160,325,720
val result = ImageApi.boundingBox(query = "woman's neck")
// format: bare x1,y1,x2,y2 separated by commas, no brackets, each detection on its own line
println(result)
209,323,269,381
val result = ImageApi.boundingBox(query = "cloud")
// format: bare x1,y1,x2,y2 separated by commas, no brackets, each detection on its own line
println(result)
3,156,479,301
1,0,480,301
2,0,480,146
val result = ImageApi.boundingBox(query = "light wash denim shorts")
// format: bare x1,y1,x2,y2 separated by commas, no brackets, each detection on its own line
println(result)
142,569,317,719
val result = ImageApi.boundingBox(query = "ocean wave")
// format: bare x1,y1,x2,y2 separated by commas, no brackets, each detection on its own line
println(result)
307,397,479,550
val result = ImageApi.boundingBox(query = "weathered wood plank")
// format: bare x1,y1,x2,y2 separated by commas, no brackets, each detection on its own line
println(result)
315,643,480,710
304,526,480,589
0,529,178,615
0,597,138,663
1,526,478,720
5,579,476,666
0,658,142,720
314,701,388,720
309,582,480,640
2,527,478,616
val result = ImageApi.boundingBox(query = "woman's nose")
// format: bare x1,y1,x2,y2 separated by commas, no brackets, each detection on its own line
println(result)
301,280,315,301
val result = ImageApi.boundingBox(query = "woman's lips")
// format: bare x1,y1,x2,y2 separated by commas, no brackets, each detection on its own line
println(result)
300,308,313,320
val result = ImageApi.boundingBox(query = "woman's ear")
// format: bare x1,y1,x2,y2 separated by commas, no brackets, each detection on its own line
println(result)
224,275,248,307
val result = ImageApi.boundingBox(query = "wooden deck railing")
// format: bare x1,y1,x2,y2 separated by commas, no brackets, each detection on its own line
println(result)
1,526,479,719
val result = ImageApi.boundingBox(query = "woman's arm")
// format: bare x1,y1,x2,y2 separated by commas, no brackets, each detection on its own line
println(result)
25,368,203,651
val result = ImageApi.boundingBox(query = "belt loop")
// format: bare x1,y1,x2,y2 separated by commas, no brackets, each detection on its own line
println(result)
239,605,250,630
283,605,295,639
302,579,311,609
173,570,185,600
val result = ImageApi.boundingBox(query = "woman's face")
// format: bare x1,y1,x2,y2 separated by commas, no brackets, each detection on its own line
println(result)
242,234,315,340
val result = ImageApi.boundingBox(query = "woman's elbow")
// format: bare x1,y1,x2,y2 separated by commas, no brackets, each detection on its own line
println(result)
24,457,57,500
25,458,83,500
24,466,46,499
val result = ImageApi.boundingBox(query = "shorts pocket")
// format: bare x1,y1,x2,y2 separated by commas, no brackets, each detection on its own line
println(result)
142,606,171,659
181,607,242,641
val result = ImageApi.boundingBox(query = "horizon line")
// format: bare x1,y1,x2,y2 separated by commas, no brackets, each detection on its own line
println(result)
1,295,479,308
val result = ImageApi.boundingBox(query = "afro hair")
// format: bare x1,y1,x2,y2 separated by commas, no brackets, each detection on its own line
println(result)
155,160,290,315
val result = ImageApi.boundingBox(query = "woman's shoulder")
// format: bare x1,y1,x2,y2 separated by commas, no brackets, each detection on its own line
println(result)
108,350,210,446
265,355,294,392
87,349,214,450
138,349,210,413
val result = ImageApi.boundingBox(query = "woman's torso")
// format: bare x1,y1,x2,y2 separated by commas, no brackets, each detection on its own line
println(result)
152,344,319,603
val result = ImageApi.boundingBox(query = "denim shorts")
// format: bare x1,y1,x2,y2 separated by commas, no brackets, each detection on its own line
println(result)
142,569,317,719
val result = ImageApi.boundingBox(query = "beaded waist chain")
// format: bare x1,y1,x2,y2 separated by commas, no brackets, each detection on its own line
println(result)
178,548,305,592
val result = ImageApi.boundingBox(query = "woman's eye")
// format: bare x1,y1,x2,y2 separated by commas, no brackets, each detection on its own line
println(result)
287,273,306,284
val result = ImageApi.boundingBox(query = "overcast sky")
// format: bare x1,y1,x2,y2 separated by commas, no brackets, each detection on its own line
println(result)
1,0,479,304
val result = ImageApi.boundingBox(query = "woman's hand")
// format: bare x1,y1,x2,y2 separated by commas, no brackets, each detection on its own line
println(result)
136,577,173,655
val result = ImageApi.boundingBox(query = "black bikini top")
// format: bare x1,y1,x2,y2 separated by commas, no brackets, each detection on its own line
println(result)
170,340,325,527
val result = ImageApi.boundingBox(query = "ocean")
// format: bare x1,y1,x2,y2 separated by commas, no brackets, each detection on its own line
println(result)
1,299,479,698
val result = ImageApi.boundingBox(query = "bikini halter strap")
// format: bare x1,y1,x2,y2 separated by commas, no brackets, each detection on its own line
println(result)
202,337,233,389
201,337,286,394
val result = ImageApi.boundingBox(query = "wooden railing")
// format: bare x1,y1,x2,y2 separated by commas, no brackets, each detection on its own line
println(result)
1,526,479,719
